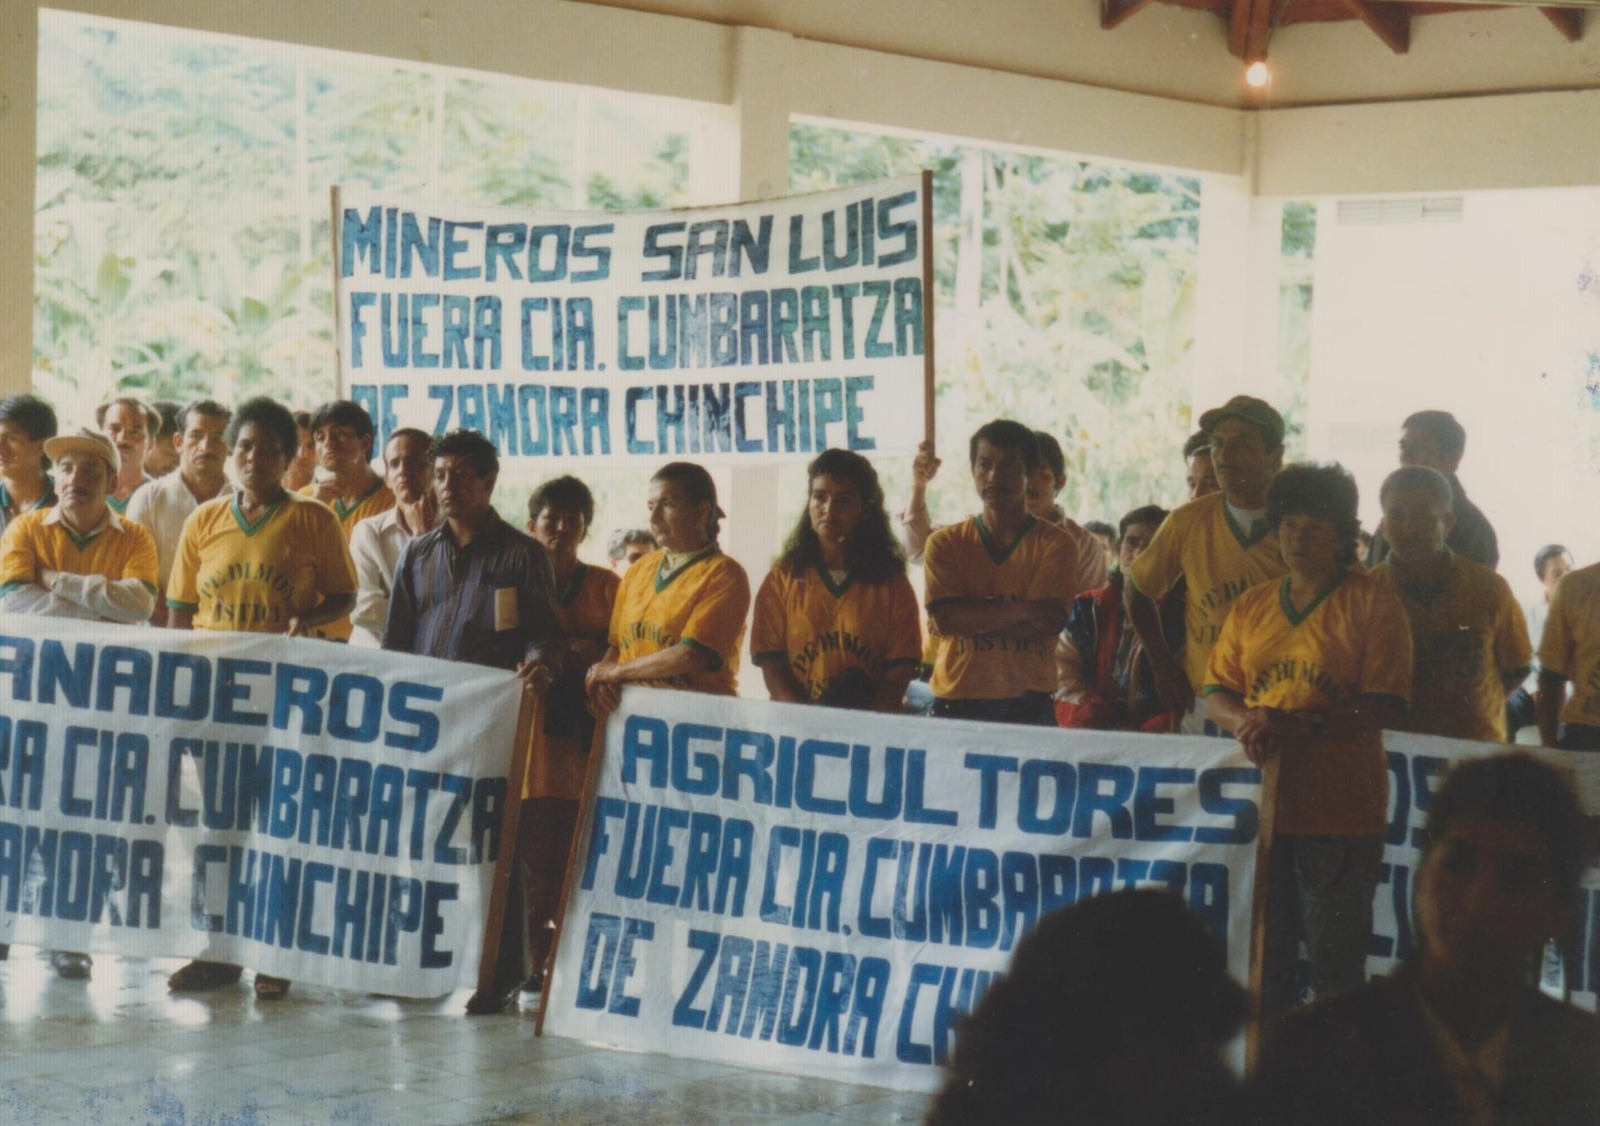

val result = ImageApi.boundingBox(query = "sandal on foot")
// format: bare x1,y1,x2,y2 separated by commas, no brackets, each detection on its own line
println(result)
169,960,243,993
254,973,291,1000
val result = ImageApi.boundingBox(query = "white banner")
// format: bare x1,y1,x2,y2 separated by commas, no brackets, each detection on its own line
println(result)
333,177,931,468
0,618,523,997
543,687,1262,1092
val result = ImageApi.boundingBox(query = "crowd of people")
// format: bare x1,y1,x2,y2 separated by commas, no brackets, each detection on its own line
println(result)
1,385,1596,1118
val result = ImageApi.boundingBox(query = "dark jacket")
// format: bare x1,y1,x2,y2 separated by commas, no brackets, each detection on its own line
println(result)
1054,570,1185,732
1250,970,1600,1126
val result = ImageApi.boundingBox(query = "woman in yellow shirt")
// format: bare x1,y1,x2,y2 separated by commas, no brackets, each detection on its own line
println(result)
1204,462,1411,1021
752,448,921,712
585,462,750,710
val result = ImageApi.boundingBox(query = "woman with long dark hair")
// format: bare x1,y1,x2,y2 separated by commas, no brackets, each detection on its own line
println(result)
751,449,922,712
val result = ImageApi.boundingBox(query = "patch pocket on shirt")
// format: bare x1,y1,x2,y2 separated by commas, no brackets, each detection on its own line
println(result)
494,587,519,631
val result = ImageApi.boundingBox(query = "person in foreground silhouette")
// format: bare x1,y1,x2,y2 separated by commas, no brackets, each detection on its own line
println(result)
1250,751,1600,1125
926,890,1245,1126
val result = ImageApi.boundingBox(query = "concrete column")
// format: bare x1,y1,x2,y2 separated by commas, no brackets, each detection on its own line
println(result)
0,3,39,395
724,26,794,698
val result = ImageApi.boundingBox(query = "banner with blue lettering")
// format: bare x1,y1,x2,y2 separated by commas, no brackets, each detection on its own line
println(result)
1370,733,1600,1011
332,176,931,467
0,619,522,996
542,687,1262,1092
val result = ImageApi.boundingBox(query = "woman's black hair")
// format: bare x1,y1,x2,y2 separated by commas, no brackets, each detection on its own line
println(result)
775,449,905,584
527,474,596,536
651,461,722,542
1418,752,1592,963
225,397,299,458
1265,462,1361,568
928,890,1244,1126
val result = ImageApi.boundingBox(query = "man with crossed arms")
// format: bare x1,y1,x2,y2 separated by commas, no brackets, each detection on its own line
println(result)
0,427,156,976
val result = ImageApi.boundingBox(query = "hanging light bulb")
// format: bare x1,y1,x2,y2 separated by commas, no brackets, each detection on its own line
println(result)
1244,59,1271,89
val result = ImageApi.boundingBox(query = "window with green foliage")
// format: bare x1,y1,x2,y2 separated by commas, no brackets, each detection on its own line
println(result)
33,10,711,418
790,121,1203,529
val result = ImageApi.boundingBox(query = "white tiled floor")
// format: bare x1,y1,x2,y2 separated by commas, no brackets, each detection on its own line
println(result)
0,949,929,1125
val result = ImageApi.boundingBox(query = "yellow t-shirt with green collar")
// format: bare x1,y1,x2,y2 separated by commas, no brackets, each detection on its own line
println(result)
1127,491,1289,690
299,478,395,538
1203,568,1411,836
923,515,1080,700
167,492,357,634
607,547,751,697
1374,553,1530,744
750,563,923,703
0,507,158,601
1540,561,1600,730
294,479,390,639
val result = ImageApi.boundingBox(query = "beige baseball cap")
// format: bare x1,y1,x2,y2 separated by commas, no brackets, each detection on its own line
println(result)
43,427,120,475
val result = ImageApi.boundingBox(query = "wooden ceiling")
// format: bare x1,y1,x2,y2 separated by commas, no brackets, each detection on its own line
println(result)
1102,0,1587,57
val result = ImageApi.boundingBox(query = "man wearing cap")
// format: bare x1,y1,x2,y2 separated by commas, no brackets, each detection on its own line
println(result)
1126,395,1289,733
0,428,157,625
1365,410,1498,570
125,399,233,628
0,427,157,980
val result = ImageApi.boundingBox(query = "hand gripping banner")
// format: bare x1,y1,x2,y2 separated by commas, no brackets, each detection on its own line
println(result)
541,687,1263,1092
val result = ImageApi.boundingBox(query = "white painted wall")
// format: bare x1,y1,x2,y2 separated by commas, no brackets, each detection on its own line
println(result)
1301,189,1600,598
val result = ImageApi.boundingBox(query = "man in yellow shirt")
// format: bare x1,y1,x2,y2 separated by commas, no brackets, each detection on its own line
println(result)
924,420,1097,725
1538,556,1600,751
300,399,395,534
293,399,390,640
0,428,157,625
1373,466,1529,744
0,427,157,979
1129,395,1289,733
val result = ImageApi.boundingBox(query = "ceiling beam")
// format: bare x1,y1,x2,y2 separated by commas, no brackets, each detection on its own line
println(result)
1338,0,1412,51
1540,6,1585,38
1250,0,1278,56
1101,0,1162,29
1228,0,1256,56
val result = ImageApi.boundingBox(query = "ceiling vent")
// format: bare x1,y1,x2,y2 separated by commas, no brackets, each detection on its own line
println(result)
1336,198,1464,225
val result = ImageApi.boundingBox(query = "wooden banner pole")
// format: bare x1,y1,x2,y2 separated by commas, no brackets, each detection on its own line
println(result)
1244,750,1281,1076
474,689,540,1004
535,706,614,1035
920,168,936,449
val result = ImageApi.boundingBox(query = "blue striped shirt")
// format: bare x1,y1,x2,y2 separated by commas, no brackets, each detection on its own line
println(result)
383,510,562,670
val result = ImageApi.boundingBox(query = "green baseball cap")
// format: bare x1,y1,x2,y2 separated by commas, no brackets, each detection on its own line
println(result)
1199,395,1284,448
